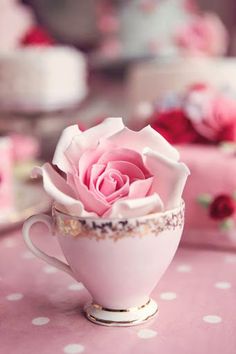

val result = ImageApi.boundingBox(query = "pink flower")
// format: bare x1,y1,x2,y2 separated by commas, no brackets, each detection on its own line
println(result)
33,118,189,218
175,13,228,56
184,85,236,143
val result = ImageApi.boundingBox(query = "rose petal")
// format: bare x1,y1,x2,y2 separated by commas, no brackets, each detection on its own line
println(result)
89,164,106,192
78,148,105,185
71,173,110,216
104,125,179,161
106,160,145,182
98,173,118,196
64,118,124,172
32,163,96,217
88,164,130,204
97,148,150,177
128,177,153,198
52,125,81,173
105,193,164,218
143,148,190,209
98,171,129,203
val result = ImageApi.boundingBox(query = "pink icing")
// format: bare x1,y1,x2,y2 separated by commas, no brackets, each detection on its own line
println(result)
0,138,13,211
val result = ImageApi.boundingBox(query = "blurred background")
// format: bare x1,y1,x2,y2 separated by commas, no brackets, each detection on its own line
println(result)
1,0,236,155
1,3,236,348
0,0,236,245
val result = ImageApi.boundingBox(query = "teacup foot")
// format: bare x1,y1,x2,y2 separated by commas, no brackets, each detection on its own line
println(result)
84,298,158,327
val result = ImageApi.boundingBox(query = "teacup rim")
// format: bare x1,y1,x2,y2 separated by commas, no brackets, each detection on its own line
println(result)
52,200,185,223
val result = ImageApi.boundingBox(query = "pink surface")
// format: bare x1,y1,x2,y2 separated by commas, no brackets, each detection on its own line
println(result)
1,225,236,354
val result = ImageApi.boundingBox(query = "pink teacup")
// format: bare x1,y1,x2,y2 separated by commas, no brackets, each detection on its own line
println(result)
23,202,185,326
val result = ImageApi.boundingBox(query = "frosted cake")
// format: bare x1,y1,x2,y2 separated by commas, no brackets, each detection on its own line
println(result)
140,84,236,250
0,46,87,112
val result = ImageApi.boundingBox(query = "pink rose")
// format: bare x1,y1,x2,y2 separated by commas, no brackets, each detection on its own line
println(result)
175,13,228,56
184,85,236,143
33,118,189,218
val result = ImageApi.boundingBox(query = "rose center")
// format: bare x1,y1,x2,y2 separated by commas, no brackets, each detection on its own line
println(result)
98,170,126,197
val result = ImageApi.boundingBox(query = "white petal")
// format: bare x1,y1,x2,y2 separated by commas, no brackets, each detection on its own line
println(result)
83,117,124,143
105,125,179,161
63,117,124,172
53,125,81,173
143,148,190,210
105,194,164,218
32,163,96,217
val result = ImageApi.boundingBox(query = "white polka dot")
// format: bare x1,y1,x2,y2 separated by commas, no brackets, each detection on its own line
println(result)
160,292,177,300
176,264,192,273
32,317,50,326
43,265,58,274
225,255,236,264
137,329,157,339
63,344,85,354
22,251,35,259
6,293,23,301
203,315,222,324
215,281,231,289
3,239,16,248
68,283,84,291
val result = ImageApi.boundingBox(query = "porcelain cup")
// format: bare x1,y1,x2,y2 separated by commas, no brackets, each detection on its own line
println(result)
23,202,184,326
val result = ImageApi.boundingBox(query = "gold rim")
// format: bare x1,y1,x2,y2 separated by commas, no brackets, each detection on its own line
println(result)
85,307,158,326
91,299,151,313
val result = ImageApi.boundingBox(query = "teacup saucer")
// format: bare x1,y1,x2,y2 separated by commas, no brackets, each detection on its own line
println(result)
84,298,158,327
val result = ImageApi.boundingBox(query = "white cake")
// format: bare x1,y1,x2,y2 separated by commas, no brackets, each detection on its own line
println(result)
0,46,87,112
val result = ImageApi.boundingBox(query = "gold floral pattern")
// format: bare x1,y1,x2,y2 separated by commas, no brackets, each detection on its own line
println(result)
53,205,184,242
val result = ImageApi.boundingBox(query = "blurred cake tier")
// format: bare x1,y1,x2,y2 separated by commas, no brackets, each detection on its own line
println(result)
128,57,236,109
179,145,236,250
0,46,87,112
119,0,193,58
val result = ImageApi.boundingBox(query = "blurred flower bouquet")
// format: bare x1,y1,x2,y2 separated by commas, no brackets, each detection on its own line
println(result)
149,84,236,145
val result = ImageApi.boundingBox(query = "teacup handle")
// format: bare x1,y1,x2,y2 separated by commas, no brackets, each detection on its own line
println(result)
23,214,75,279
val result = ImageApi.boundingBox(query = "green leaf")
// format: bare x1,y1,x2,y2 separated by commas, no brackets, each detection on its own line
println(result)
197,194,213,208
232,191,236,201
219,218,235,232
219,142,236,153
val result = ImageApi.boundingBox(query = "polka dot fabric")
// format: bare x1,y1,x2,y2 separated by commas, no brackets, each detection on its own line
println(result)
0,226,236,354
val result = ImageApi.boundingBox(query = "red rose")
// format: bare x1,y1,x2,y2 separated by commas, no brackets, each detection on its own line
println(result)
150,109,204,144
217,123,236,142
21,26,54,46
209,195,235,220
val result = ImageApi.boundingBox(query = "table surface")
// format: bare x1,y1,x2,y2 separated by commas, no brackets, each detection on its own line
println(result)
1,226,236,354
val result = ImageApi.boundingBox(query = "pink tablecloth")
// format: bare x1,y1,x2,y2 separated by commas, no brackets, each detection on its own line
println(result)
1,226,236,354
